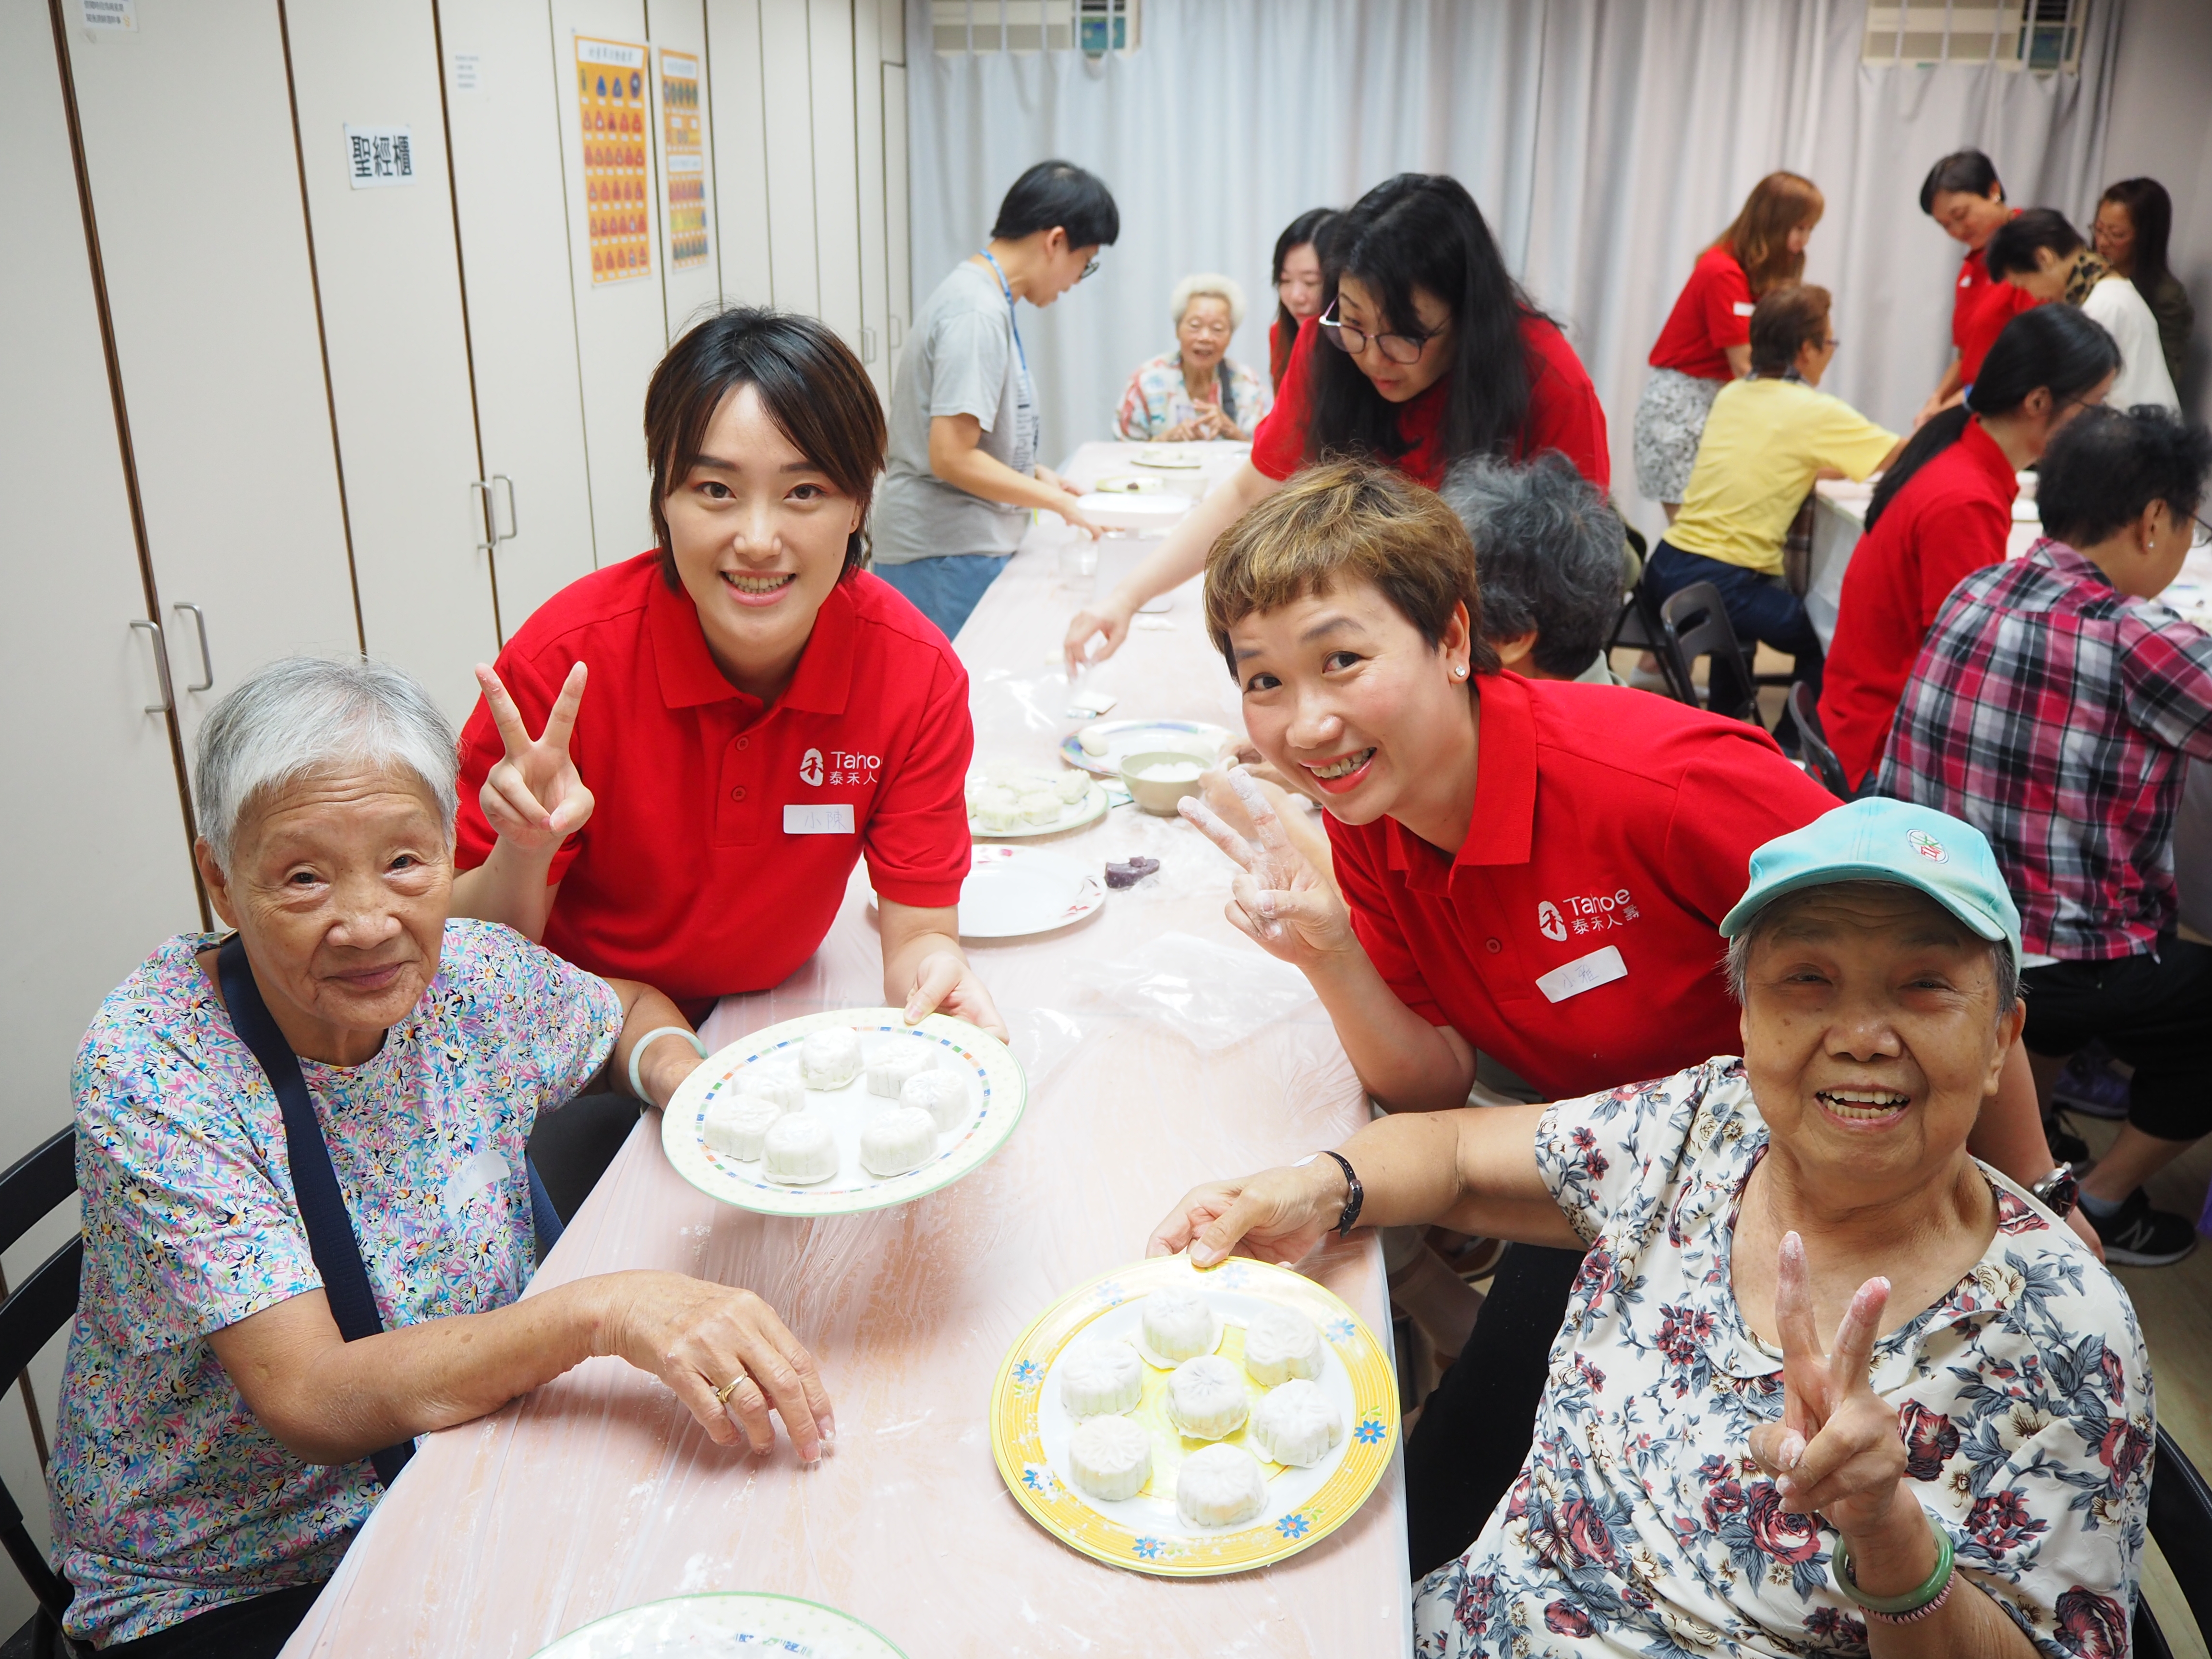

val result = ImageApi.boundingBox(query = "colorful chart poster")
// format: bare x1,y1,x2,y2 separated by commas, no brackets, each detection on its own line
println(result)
576,36,651,285
660,50,709,270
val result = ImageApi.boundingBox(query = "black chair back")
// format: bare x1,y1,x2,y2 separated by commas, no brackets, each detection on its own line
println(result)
2137,1424,2212,1657
1609,580,1697,705
0,1126,83,1654
1658,582,1759,723
1788,683,1850,798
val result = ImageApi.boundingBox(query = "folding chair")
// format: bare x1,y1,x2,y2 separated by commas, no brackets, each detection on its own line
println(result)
1788,683,1850,798
0,1127,85,1658
2136,1425,2212,1658
1657,582,1761,725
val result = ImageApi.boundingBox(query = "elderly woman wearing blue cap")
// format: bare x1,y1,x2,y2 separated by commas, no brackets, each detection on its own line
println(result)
1153,798,2150,1659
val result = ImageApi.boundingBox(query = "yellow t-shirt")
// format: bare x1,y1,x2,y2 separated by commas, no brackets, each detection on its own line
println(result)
1666,377,1897,575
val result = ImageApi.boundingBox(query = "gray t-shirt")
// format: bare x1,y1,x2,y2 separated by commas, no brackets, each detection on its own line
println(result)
874,260,1039,565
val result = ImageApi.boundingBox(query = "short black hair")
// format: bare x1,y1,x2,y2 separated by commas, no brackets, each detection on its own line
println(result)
2038,405,2212,548
1984,208,2085,280
1919,149,2003,215
1440,453,1625,678
991,160,1119,249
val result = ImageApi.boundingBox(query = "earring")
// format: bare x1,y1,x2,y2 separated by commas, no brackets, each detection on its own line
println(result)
1454,665,1468,680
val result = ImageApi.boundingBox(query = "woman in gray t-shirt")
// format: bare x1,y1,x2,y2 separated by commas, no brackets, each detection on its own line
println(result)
874,160,1118,639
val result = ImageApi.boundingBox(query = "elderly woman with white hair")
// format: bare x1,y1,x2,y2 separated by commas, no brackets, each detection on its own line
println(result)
1115,272,1270,442
46,657,833,1658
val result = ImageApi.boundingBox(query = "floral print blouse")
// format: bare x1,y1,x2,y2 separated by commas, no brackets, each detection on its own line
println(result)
1414,1058,2152,1659
1114,349,1269,441
48,922,621,1645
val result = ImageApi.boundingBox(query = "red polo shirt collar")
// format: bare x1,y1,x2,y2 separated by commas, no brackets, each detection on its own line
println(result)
647,569,857,717
1382,673,1539,887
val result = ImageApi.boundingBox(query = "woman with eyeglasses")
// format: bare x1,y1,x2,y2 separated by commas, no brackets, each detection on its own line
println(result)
877,159,1118,640
1065,173,1608,672
1114,273,1269,442
1820,305,2119,793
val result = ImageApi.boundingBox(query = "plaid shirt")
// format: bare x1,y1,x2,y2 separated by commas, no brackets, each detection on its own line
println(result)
1877,538,2212,959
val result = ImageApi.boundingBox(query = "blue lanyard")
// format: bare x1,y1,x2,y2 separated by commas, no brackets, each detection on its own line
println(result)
979,249,1028,374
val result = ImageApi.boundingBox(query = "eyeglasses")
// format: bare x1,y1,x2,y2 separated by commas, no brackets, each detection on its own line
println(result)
2190,512,2212,550
1078,257,1100,283
1316,300,1440,365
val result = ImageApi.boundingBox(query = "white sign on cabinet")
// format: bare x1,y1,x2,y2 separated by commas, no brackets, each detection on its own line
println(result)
343,123,418,188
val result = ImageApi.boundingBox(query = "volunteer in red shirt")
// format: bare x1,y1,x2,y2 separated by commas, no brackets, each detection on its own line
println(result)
1267,206,1337,391
1916,148,2040,425
1633,171,1823,519
1822,305,2118,790
1175,459,2091,1578
1064,173,1608,672
452,309,1004,1078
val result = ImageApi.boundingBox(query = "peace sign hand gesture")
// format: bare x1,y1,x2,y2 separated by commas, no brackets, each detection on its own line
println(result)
474,661,594,854
1178,767,1357,970
1747,1232,1910,1539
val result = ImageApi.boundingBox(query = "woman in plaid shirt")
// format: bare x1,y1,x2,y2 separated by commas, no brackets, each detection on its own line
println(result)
1880,405,2212,1264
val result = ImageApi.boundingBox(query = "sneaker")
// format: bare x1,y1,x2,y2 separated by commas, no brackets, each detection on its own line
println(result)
2052,1047,2133,1119
2044,1117,2092,1167
2086,1189,2200,1267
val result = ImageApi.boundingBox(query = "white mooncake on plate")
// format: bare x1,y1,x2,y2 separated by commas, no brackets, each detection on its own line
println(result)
1175,1443,1266,1528
858,1106,937,1177
1248,1379,1344,1468
1068,1414,1152,1503
762,1113,840,1184
799,1028,862,1090
1057,1339,1143,1419
702,1095,786,1162
900,1070,971,1131
865,1046,931,1097
1165,1354,1248,1441
1137,1288,1222,1367
1242,1304,1324,1386
1049,770,1092,804
734,1069,805,1113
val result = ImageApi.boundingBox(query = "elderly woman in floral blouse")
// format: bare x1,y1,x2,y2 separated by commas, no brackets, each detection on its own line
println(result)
1115,272,1270,442
48,657,833,1658
1154,797,2150,1659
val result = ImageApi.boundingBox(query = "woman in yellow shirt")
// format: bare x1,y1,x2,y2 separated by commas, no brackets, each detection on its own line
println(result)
1644,284,1903,725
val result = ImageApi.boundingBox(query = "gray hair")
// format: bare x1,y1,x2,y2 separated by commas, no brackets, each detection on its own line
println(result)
1171,272,1247,329
1724,882,2022,1019
193,657,459,869
1438,453,1626,678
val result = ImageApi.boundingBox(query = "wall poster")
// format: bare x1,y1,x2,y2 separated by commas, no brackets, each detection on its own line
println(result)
575,36,651,285
659,49,709,271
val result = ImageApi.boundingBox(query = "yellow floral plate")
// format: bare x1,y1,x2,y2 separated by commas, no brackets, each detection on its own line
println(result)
990,1252,1398,1577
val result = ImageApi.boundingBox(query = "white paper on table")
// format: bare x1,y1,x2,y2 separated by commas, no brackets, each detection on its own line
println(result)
1072,930,1317,1052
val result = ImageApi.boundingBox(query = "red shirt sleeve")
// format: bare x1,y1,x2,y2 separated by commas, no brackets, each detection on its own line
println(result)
1516,314,1611,491
1699,254,1754,350
860,644,975,909
1322,818,1451,1026
1250,318,1315,481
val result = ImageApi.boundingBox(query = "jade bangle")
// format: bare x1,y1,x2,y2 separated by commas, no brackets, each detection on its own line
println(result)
1834,1519,1955,1619
627,1025,709,1103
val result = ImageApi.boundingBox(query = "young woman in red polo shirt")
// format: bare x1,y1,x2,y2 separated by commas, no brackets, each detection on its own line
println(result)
1177,459,2093,1579
450,312,1004,1192
1063,173,1608,673
1916,149,2039,425
1633,171,1823,519
1266,206,1338,391
1821,306,2118,791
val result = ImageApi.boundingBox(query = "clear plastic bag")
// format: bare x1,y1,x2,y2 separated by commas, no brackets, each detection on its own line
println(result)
1070,929,1317,1053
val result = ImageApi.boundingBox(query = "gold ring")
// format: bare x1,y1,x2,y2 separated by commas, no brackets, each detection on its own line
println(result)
713,1375,745,1406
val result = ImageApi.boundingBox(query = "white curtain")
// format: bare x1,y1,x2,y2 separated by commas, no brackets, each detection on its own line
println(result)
905,0,2122,541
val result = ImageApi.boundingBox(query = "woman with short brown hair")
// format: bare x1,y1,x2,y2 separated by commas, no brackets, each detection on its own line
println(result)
450,309,1005,1206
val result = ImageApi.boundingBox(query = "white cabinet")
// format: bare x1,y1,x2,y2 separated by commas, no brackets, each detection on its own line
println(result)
284,0,500,726
704,0,775,306
62,0,363,771
649,0,723,340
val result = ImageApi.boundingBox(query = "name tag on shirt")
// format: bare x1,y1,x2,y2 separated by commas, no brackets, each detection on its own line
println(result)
1731,301,1755,316
442,1146,511,1219
1535,945,1628,1004
784,803,855,835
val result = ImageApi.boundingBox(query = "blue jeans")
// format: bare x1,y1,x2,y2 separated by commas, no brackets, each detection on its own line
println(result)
871,553,1010,641
1645,540,1823,692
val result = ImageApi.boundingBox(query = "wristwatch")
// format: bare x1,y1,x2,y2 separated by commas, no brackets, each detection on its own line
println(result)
2031,1162,2080,1219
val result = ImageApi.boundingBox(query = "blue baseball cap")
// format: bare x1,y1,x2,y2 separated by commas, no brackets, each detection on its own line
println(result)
1719,798,2022,965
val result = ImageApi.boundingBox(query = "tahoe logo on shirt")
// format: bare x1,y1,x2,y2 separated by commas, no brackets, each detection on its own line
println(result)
798,745,881,789
1541,888,1642,940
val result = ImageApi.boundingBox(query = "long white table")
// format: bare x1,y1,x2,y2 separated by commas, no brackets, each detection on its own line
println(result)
279,440,1412,1658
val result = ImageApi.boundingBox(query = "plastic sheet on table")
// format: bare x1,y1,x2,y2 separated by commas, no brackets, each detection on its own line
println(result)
974,665,1077,734
1070,929,1317,1053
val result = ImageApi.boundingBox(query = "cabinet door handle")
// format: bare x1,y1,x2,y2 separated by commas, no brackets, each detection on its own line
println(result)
888,314,903,350
172,602,214,693
471,477,520,556
130,617,175,714
492,474,518,543
860,325,878,363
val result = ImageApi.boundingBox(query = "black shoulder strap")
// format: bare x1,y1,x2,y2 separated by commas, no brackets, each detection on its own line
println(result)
216,933,415,1487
